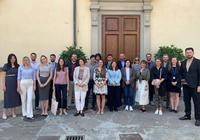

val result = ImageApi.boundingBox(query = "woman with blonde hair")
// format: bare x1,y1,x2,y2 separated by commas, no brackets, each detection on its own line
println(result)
17,56,36,119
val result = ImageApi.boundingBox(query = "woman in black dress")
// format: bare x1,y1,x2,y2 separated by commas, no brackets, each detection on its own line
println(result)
2,54,21,119
167,57,181,113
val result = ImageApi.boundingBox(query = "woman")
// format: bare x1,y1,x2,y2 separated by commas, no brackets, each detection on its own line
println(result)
132,57,141,73
53,57,69,115
121,60,136,111
151,58,167,116
37,55,52,116
167,57,181,113
135,60,150,112
73,58,90,117
107,61,122,112
93,60,107,114
17,56,36,119
2,54,21,119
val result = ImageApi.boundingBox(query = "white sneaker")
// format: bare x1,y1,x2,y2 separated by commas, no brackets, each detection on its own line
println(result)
125,106,129,111
129,106,133,112
2,114,7,120
159,110,163,116
154,109,159,115
63,111,68,116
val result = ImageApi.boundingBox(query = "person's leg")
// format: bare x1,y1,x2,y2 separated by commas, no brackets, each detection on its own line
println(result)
75,90,81,112
183,86,192,117
174,93,180,111
192,88,200,121
101,95,105,113
91,81,96,109
2,108,7,119
20,80,27,117
154,87,159,109
124,85,128,106
67,81,73,108
55,85,62,112
170,93,174,110
48,80,53,109
85,80,92,109
27,81,33,118
149,81,154,103
80,90,87,112
61,85,67,111
35,81,39,109
96,95,101,113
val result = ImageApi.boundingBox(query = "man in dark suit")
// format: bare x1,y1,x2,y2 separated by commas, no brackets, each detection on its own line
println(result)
179,47,200,126
117,53,126,70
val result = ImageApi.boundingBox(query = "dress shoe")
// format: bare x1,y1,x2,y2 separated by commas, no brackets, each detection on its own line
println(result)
195,120,200,126
179,115,191,120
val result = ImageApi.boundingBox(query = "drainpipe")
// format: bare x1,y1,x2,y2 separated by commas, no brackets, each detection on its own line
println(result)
73,0,77,47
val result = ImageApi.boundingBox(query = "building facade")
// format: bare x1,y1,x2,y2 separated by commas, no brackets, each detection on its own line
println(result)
0,0,200,65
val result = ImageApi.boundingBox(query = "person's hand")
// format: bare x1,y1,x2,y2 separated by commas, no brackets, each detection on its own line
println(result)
3,85,6,92
197,86,200,93
126,80,130,85
17,87,21,94
145,85,148,91
112,83,116,87
33,85,36,91
172,82,177,86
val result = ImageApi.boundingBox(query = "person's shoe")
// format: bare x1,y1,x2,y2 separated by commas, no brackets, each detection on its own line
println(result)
173,110,178,113
154,109,159,115
2,114,7,120
114,108,118,112
100,111,104,115
195,120,200,126
129,106,133,112
59,111,62,116
97,111,100,115
179,115,191,120
159,110,163,116
109,108,113,112
35,107,40,111
63,111,68,116
91,106,96,111
12,114,17,118
170,109,174,112
84,107,88,111
74,112,80,116
80,112,85,117
125,106,129,111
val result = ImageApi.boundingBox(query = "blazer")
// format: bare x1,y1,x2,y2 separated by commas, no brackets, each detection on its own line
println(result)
68,60,79,81
73,66,90,92
180,58,200,88
121,67,136,87
117,60,126,69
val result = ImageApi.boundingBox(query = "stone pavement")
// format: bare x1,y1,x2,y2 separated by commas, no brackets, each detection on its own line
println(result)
0,100,200,140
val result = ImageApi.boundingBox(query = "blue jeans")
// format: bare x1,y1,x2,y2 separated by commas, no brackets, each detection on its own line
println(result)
124,84,135,106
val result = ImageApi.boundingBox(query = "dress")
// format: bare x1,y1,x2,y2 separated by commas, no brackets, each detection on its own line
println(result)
93,68,108,95
3,64,21,108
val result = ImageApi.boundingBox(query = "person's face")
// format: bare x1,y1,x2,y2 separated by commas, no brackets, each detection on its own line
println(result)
141,62,146,68
171,58,177,65
185,50,194,59
91,57,96,63
95,56,100,62
119,54,125,60
134,58,140,64
107,56,113,61
156,59,161,67
50,55,56,62
79,59,85,66
146,55,152,61
23,58,30,66
71,54,77,62
126,61,131,67
98,60,103,67
59,59,64,66
10,56,16,64
41,57,47,64
163,55,169,62
111,62,117,69
31,54,37,61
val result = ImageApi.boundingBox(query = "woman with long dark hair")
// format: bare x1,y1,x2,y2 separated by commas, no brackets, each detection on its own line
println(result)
2,54,21,119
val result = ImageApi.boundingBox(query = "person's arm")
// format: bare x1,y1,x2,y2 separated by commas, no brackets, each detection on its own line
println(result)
82,68,90,86
107,70,114,85
53,69,57,91
146,69,150,81
36,66,42,87
197,59,200,93
17,66,22,93
116,70,122,85
2,65,7,92
73,67,79,85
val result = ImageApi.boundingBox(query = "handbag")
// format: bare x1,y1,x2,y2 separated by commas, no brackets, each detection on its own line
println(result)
51,91,58,115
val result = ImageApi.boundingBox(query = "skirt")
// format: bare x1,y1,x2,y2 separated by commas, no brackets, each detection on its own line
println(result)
39,76,50,101
135,80,149,105
94,84,108,95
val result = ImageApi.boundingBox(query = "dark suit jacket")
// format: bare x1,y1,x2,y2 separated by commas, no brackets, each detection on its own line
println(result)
117,60,126,70
67,61,79,81
121,68,136,88
180,58,200,88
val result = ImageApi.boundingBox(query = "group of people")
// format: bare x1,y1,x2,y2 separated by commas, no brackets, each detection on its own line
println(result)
1,47,200,126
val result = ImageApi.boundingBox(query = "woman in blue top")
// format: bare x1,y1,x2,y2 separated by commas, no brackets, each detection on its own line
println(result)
107,61,122,112
17,56,36,119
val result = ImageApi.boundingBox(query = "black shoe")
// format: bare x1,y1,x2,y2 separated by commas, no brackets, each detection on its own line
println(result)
195,120,200,126
179,115,191,120
74,112,80,116
91,106,96,111
84,107,88,111
35,107,40,111
80,113,85,117
173,110,178,113
114,108,118,112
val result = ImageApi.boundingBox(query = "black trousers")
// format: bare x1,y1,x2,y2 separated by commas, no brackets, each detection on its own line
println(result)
149,81,154,102
85,80,96,108
55,84,67,109
108,86,121,110
48,80,53,108
183,85,200,120
35,81,39,108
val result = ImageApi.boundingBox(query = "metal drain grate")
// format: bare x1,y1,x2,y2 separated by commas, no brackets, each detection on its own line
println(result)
120,134,143,140
66,135,85,140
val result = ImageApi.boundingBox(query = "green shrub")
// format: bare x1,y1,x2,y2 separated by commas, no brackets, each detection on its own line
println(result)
154,45,185,61
60,45,87,63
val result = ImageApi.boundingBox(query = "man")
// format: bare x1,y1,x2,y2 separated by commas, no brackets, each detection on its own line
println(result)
85,55,98,110
30,53,40,110
48,54,57,109
67,53,79,109
146,53,155,105
117,53,126,69
105,54,113,70
179,47,200,127
162,54,170,109
95,53,102,64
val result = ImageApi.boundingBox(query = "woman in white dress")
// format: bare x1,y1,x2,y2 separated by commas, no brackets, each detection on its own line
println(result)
135,60,150,112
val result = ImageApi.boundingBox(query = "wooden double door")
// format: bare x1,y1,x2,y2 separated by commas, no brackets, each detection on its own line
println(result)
102,15,140,61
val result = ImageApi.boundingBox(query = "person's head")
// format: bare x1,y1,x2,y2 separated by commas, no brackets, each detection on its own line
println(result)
155,58,162,67
134,57,140,64
162,54,169,62
7,53,18,67
30,53,37,61
171,57,178,66
57,57,65,71
71,53,78,62
185,47,194,59
107,54,113,62
98,60,104,68
95,53,102,62
110,61,118,70
40,55,48,64
79,58,86,67
140,60,147,69
146,53,152,61
125,60,132,68
22,56,31,67
119,53,125,60
50,54,56,63
90,55,96,64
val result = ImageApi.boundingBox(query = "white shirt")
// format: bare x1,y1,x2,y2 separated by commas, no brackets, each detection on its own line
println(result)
125,67,130,81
